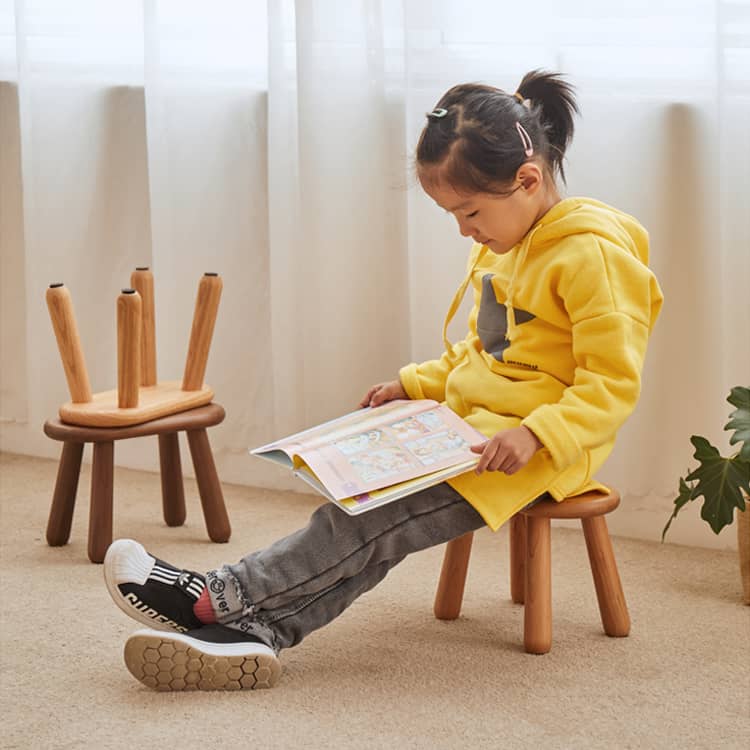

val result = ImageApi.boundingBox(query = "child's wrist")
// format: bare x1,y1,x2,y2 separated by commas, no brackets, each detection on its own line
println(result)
521,425,543,450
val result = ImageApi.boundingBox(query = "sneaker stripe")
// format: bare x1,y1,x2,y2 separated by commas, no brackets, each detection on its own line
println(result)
149,566,205,599
152,565,179,579
150,570,178,581
150,572,180,586
186,581,204,598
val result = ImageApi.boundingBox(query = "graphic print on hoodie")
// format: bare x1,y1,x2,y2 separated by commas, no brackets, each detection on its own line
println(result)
476,274,536,362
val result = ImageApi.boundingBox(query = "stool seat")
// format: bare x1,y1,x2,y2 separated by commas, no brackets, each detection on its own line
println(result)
523,490,620,519
56,381,215,429
44,402,230,563
44,403,225,443
434,488,629,654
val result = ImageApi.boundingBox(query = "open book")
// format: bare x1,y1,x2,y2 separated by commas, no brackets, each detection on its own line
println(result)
250,399,484,515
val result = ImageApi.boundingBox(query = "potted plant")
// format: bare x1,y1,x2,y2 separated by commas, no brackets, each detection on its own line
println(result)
662,386,750,604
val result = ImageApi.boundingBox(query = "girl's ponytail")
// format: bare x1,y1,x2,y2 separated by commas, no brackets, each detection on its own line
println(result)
416,70,579,193
516,70,578,183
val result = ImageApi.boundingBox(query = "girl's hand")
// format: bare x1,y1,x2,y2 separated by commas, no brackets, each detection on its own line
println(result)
359,380,408,408
471,426,543,475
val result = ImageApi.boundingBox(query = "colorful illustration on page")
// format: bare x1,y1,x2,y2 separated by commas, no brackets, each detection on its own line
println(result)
333,429,413,483
405,429,469,466
347,447,413,483
335,429,384,456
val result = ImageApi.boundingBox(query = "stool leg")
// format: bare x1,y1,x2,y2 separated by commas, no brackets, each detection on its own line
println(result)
581,516,630,637
89,441,114,564
186,428,231,543
434,532,474,620
158,433,186,527
524,515,552,654
510,514,526,604
46,441,84,546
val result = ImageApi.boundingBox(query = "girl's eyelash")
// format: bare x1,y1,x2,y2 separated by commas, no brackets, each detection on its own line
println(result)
466,210,478,218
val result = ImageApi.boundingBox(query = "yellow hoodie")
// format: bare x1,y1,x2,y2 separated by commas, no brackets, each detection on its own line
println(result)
399,197,664,531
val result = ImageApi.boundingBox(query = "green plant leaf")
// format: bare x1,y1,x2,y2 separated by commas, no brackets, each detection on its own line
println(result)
685,436,750,534
725,386,750,461
661,476,698,541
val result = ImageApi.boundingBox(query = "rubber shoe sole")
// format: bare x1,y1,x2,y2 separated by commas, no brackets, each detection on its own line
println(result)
124,629,282,691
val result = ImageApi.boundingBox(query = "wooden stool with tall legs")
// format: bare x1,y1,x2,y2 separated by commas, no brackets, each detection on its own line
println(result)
44,269,231,563
433,490,630,654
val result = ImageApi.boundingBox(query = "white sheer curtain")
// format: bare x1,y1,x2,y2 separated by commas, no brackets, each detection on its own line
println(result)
267,0,410,439
1,0,748,548
1,0,279,486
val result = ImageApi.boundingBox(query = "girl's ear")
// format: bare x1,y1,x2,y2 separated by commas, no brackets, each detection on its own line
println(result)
516,163,544,194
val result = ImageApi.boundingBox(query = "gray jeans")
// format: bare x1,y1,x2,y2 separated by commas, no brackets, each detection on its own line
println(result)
204,483,486,653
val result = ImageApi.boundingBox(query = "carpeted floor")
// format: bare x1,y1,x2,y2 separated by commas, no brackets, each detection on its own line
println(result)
1,451,748,750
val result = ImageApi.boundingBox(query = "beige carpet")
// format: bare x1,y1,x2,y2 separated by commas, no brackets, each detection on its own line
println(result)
1,451,748,750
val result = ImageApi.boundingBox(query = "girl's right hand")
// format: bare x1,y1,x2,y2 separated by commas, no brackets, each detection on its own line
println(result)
359,379,408,408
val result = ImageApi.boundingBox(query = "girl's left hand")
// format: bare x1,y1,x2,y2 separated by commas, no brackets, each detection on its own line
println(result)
471,426,543,475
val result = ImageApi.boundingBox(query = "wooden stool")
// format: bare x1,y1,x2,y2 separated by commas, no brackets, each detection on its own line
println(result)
433,490,630,654
44,269,229,563
44,403,231,563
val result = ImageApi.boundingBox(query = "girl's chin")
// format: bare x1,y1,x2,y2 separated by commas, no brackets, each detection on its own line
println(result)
486,240,513,255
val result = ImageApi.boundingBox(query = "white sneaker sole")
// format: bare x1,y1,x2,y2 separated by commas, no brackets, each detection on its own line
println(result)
103,539,189,632
124,629,282,691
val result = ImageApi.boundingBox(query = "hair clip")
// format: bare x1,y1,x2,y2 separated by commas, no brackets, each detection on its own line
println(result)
426,108,448,119
515,122,534,158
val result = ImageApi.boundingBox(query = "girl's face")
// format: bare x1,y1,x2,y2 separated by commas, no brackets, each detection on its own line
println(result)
419,163,556,255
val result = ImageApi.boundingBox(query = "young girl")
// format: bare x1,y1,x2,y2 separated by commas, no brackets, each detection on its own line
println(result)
104,70,663,691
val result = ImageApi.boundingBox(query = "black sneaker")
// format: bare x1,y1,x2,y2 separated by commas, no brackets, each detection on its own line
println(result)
104,539,204,633
123,624,281,691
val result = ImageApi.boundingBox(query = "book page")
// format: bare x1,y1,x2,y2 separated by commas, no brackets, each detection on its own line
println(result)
251,400,439,459
295,404,484,500
322,459,479,515
293,458,478,514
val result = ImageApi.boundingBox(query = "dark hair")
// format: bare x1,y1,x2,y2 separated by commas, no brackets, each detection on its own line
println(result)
416,70,579,194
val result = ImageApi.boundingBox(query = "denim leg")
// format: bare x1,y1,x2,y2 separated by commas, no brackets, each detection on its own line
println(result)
205,483,485,652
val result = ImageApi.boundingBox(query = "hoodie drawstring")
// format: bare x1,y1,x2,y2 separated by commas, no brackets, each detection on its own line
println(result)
442,226,541,356
442,245,488,355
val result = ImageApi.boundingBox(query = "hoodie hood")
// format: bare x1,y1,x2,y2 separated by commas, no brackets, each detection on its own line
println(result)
503,197,649,341
530,197,649,264
442,197,650,351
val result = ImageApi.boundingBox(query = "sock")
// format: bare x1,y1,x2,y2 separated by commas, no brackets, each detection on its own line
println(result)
193,588,217,624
